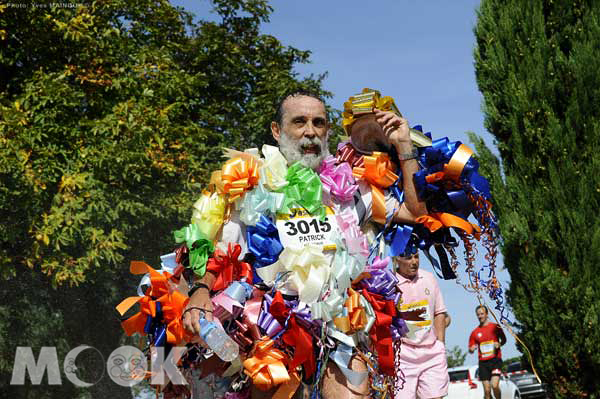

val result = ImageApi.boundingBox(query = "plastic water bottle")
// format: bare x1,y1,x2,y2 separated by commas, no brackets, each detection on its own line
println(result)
199,318,239,362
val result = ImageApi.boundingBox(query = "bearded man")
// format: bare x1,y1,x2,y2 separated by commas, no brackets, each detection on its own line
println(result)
183,90,427,399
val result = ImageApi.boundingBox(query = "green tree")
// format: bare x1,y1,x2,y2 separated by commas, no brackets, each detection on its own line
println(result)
472,1,600,398
0,1,332,396
446,345,467,369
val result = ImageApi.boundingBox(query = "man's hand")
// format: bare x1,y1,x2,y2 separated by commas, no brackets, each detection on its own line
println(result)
183,288,213,335
374,108,411,146
493,342,501,350
469,345,477,353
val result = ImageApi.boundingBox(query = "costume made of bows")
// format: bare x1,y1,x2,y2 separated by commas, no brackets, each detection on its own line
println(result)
116,88,500,399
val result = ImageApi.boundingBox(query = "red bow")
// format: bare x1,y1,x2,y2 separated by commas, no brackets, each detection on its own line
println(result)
269,291,316,378
206,243,253,291
361,288,397,376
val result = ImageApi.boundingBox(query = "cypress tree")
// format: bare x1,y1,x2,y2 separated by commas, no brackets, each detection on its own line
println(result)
473,1,600,397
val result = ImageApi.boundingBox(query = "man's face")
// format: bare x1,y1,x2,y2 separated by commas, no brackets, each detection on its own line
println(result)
476,307,488,324
395,253,420,280
271,95,329,170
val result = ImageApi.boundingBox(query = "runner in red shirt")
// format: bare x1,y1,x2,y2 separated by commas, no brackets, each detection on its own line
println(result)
469,305,506,399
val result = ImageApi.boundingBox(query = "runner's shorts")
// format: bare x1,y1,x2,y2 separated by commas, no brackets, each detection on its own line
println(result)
397,340,448,399
478,357,503,381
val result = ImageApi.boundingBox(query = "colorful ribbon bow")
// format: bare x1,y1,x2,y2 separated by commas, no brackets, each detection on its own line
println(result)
352,152,399,224
246,215,284,269
333,288,367,334
279,162,325,219
206,243,253,292
173,224,214,277
361,288,397,376
240,183,285,226
116,261,191,345
221,156,260,202
191,190,227,241
336,142,365,168
319,155,358,203
243,337,291,391
342,88,398,132
269,291,317,379
257,245,330,304
260,145,289,191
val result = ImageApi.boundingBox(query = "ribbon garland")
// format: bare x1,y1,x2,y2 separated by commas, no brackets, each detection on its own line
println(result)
115,110,505,392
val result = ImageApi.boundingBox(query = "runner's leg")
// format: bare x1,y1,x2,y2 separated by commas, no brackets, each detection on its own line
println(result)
321,355,369,399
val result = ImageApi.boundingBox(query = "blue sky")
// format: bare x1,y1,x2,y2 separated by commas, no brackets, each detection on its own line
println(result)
172,0,520,363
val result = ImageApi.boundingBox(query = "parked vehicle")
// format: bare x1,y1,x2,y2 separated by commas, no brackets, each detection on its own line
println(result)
506,361,548,398
447,365,520,399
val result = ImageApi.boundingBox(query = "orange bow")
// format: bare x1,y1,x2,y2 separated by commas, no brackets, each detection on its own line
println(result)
206,243,253,292
334,288,367,334
353,152,398,224
116,261,192,345
243,337,291,391
159,290,192,345
220,156,260,202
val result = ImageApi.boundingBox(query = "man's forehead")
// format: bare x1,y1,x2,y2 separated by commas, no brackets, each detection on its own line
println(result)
282,95,326,118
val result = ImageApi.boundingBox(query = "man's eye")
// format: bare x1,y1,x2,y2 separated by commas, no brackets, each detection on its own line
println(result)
313,119,326,127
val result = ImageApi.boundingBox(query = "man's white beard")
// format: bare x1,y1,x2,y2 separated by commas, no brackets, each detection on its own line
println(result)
278,131,330,171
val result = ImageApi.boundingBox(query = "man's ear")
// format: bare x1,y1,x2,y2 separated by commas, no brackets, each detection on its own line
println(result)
271,121,281,142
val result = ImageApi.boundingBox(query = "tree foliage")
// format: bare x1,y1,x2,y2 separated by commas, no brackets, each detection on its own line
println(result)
0,1,332,396
473,1,600,397
446,345,467,369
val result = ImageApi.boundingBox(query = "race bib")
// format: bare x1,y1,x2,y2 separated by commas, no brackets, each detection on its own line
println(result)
276,207,338,251
479,340,495,358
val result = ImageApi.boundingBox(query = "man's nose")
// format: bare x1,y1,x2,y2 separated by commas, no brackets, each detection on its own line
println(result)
303,121,317,138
